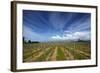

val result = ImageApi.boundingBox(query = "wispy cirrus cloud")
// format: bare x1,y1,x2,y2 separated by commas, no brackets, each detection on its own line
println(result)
67,17,91,32
49,12,74,30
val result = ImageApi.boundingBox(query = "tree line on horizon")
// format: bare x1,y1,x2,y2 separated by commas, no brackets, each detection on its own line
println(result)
23,37,39,44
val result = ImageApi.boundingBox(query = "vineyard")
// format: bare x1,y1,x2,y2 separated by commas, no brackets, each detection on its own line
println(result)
23,42,91,62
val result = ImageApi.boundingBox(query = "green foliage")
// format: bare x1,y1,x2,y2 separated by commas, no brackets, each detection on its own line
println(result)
57,48,66,60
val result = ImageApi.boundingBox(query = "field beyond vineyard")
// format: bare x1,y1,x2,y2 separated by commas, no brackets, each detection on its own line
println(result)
23,41,91,62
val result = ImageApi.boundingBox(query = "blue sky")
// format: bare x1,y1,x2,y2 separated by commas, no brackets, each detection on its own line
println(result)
23,10,91,42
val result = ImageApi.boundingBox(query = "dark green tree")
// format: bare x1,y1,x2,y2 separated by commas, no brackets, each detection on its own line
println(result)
23,37,25,43
28,40,31,43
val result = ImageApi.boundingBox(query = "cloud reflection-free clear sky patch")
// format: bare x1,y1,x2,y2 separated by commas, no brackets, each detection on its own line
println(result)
23,10,91,42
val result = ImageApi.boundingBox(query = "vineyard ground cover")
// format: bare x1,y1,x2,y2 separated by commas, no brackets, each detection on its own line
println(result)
23,41,91,62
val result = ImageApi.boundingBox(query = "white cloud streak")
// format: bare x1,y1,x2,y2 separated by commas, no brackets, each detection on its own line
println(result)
67,17,90,32
51,31,90,41
49,12,73,30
